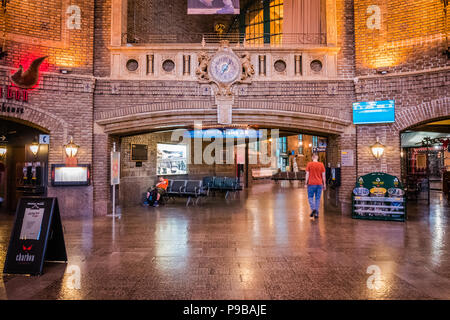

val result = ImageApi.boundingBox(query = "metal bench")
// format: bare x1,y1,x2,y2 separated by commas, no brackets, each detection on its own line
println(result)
166,180,187,199
181,180,206,206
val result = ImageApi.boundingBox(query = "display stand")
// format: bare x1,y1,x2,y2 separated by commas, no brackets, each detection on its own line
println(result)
3,197,67,275
352,172,406,222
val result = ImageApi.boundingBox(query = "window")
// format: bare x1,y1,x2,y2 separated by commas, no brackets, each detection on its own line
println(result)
231,0,284,45
249,140,260,152
278,136,287,153
298,134,303,154
312,136,318,148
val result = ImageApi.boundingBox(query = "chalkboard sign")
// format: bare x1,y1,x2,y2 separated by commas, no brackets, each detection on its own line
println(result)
3,197,67,275
131,144,148,161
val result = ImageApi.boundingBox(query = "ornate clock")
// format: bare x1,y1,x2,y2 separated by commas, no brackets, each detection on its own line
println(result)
208,51,242,85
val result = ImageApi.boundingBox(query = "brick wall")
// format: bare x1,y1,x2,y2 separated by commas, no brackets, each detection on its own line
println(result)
354,0,449,75
336,0,357,78
354,69,449,182
1,0,95,75
93,0,112,77
0,68,95,217
127,0,230,43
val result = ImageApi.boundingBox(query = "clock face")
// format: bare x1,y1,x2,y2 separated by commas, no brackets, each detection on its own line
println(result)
209,52,241,84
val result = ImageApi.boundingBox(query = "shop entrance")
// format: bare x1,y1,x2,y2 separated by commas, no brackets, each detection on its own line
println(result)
0,118,49,214
115,126,330,208
401,118,450,204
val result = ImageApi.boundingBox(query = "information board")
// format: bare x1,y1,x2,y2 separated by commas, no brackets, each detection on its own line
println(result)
341,150,354,167
353,100,395,124
3,198,67,275
131,144,148,161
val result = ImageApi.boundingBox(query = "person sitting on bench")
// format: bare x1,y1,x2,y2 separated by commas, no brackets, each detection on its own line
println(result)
146,176,169,207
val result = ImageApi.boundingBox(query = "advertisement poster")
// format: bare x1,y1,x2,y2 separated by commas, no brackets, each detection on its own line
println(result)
157,143,188,175
19,206,45,240
111,151,120,185
188,0,240,14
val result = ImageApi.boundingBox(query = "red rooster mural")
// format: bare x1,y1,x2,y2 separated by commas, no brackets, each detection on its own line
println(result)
11,56,48,89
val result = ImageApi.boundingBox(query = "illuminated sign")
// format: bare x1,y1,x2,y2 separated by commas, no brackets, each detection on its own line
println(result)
186,129,263,139
0,85,28,102
188,0,240,14
353,100,395,124
51,164,91,186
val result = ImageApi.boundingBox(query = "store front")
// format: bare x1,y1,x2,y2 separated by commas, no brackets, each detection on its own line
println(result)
401,119,450,203
0,118,49,214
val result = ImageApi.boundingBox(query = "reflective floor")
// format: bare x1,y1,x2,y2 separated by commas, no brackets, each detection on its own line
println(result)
0,182,449,300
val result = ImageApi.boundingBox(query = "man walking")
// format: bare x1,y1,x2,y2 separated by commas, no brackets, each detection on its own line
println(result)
305,154,326,219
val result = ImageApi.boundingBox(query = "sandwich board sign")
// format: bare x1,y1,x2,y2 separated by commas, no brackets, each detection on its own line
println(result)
3,197,67,275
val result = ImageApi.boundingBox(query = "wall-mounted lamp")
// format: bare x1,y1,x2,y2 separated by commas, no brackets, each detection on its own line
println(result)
0,135,7,157
59,69,70,74
370,137,385,160
64,136,79,158
29,136,39,156
64,136,79,166
376,69,389,75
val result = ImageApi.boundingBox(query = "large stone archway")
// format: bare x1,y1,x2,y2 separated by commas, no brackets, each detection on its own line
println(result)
93,99,356,215
95,100,352,135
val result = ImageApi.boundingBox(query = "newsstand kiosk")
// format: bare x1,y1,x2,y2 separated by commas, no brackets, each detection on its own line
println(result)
352,172,406,222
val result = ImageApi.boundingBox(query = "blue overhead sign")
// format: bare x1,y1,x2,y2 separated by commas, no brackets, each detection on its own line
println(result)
352,100,395,124
185,129,263,139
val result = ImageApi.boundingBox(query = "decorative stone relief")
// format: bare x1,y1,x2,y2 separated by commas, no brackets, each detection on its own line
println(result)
195,51,210,82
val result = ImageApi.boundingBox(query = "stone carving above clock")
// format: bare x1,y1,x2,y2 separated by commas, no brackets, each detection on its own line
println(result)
196,40,255,97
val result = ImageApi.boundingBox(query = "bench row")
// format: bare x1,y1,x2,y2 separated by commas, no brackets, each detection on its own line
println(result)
272,171,306,181
161,177,242,206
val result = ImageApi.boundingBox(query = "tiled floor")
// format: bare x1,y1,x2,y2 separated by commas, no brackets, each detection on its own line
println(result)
0,182,449,300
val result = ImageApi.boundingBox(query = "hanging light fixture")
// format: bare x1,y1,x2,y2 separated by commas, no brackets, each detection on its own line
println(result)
64,136,79,158
0,135,7,157
370,137,385,160
29,136,39,156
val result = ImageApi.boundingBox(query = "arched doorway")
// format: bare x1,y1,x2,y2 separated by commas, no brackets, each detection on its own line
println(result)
0,117,49,214
108,125,336,209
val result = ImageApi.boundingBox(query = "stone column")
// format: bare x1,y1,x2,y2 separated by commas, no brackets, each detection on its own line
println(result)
111,0,127,46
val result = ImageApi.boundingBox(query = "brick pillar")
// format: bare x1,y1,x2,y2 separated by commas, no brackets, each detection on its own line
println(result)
338,125,357,215
93,124,119,216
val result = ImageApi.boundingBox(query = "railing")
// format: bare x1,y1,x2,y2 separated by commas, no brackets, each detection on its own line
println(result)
125,33,327,46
